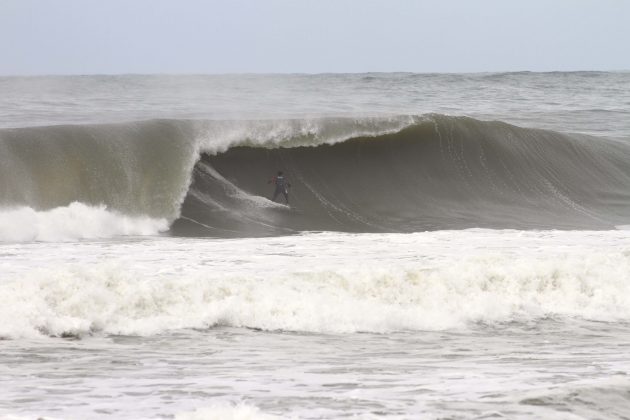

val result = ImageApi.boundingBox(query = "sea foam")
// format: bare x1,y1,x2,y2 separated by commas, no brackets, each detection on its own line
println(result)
173,403,283,420
0,202,168,242
3,234,630,339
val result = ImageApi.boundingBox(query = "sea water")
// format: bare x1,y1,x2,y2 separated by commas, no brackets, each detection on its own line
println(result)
1,72,630,419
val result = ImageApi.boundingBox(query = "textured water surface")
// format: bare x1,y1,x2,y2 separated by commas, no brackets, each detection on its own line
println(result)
2,72,630,419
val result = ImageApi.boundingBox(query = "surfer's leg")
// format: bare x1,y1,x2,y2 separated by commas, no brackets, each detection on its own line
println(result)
283,190,289,204
272,190,279,202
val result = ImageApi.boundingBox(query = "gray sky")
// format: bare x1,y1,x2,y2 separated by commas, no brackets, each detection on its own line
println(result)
1,0,629,75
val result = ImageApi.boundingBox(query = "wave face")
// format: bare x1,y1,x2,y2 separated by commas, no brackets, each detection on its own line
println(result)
174,115,630,236
2,114,630,240
0,120,199,221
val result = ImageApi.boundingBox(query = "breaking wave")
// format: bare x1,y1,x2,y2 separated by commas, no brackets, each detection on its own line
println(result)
0,202,168,242
3,248,630,339
2,114,630,241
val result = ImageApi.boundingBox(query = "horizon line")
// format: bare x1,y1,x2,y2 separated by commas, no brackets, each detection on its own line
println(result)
2,69,630,78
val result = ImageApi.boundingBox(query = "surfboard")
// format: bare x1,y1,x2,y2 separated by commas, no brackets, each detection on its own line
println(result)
278,203,301,213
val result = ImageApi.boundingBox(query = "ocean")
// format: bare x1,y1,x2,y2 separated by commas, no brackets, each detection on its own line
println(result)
1,72,630,419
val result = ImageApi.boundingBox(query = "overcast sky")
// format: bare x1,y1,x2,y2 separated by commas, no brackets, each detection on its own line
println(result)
1,0,629,75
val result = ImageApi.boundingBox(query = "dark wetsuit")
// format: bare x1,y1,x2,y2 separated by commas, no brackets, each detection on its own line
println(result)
271,176,289,204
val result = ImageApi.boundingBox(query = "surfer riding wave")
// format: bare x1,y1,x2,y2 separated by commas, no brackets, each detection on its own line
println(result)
268,171,291,204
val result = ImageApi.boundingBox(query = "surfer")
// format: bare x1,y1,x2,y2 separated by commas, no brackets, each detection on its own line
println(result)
268,171,291,204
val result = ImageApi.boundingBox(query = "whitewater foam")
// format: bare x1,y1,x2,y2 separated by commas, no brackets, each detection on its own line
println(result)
2,230,630,339
173,403,284,420
0,202,168,243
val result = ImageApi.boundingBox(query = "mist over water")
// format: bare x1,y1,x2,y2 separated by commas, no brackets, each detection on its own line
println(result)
2,72,630,419
2,72,630,137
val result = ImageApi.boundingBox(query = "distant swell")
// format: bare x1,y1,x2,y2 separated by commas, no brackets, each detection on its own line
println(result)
2,114,630,241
